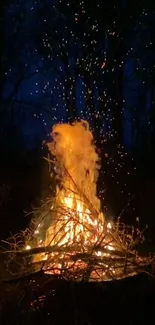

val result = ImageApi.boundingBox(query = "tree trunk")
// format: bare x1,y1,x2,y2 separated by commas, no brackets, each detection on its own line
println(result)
84,73,102,145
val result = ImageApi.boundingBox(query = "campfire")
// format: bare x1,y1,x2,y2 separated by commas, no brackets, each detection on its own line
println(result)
4,121,153,282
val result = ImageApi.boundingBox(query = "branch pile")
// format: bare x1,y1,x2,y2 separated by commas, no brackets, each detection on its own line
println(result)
2,177,153,282
1,117,154,282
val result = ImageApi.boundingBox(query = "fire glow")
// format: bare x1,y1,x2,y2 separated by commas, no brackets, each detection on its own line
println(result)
23,121,148,281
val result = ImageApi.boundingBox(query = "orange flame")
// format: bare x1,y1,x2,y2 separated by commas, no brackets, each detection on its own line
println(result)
26,121,115,279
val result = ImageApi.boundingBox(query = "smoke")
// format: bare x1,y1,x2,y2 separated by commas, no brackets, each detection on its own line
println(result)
47,120,101,212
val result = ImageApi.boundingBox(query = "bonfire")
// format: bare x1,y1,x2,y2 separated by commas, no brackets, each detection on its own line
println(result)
4,121,153,282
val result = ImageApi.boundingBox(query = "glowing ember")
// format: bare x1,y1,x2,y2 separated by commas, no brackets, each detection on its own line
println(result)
25,245,31,250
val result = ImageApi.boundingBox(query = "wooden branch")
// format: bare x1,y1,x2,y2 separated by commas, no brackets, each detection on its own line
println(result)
10,244,135,259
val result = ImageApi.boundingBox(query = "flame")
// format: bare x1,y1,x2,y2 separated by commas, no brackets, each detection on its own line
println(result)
44,190,104,248
43,120,105,248
26,121,116,280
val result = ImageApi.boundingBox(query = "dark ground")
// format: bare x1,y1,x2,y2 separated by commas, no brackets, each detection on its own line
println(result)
1,272,155,325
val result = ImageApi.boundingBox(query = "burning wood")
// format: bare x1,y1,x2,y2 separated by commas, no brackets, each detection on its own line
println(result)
3,121,154,282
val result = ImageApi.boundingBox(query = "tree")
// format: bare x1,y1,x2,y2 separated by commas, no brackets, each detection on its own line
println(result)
1,0,55,150
123,3,155,157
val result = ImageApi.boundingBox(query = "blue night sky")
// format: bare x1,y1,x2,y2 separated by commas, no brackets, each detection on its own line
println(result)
1,0,155,153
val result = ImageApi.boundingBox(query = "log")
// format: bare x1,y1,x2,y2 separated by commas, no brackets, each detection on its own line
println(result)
8,244,135,258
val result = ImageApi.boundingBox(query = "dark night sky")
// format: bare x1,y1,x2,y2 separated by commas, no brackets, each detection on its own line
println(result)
1,0,155,238
1,0,155,152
